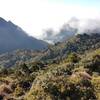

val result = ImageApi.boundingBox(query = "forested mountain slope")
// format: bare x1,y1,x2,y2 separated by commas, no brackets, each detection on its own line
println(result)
0,33,100,68
0,33,100,100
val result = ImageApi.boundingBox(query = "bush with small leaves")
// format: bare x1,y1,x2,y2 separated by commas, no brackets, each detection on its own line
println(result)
67,53,80,63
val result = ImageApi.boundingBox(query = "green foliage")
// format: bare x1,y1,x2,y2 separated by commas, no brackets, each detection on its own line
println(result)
84,54,100,73
0,34,100,99
67,53,80,63
0,67,9,76
20,63,30,74
14,85,24,97
91,76,100,99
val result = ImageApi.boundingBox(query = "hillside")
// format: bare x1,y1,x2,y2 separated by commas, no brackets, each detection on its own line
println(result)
40,33,100,61
0,33,100,100
26,49,100,100
0,33,100,68
0,17,48,54
0,49,43,67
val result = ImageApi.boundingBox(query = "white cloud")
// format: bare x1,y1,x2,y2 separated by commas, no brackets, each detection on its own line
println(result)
0,0,99,38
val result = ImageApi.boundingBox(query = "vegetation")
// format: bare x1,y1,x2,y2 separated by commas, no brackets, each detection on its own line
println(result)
0,33,100,100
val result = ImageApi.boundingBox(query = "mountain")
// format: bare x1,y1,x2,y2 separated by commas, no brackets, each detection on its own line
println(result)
40,33,100,61
26,48,100,100
0,33,100,100
0,17,48,54
0,33,100,68
0,49,42,67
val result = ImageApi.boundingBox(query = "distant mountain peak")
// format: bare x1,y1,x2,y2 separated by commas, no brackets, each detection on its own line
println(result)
0,17,6,21
0,17,48,54
0,17,8,26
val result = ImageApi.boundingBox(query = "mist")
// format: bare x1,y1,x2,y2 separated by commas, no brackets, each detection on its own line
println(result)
41,17,100,43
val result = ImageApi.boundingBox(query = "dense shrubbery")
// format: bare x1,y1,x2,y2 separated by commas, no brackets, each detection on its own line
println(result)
0,49,100,100
67,53,80,63
0,34,100,100
84,54,100,73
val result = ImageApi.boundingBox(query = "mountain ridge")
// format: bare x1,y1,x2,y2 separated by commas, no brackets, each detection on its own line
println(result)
0,33,99,67
0,32,99,100
0,17,48,54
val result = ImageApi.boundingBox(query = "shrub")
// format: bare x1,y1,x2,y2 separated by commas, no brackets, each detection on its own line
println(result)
67,53,80,63
84,54,100,73
14,85,24,97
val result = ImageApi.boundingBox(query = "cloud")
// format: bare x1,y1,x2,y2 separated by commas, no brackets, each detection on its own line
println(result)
0,0,100,38
77,19,100,34
42,29,57,44
41,17,100,43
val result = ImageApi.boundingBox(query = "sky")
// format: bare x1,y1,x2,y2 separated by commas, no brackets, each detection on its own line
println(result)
0,0,100,38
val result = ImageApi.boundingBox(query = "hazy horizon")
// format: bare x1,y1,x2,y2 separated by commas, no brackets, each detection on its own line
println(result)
0,0,100,38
